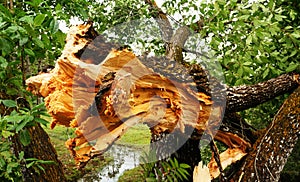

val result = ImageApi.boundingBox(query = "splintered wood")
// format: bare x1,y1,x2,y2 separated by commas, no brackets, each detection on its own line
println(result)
26,22,249,179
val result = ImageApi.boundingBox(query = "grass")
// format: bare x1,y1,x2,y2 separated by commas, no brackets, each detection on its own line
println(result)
116,123,151,147
43,122,151,181
118,166,145,182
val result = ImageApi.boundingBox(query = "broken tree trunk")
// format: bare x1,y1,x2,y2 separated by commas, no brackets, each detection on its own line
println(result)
26,22,300,181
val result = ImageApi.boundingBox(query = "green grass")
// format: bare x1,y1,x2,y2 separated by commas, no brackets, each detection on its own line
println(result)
116,124,151,147
118,166,145,182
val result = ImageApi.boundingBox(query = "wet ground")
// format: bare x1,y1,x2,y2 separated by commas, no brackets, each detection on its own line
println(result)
78,145,144,182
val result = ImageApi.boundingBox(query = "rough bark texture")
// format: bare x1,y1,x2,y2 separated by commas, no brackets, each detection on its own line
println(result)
231,86,300,182
226,73,300,112
11,124,66,182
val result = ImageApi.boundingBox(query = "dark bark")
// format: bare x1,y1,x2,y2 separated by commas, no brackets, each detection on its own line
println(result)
232,86,300,182
150,127,201,182
226,73,299,112
11,124,66,182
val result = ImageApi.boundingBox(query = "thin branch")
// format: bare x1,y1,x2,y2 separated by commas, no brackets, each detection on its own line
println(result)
9,0,13,9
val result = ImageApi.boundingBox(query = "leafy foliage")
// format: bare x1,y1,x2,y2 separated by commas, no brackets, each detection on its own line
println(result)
140,150,190,182
0,100,50,180
0,0,97,180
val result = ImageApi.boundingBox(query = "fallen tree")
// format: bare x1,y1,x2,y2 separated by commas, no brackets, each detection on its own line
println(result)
26,22,299,181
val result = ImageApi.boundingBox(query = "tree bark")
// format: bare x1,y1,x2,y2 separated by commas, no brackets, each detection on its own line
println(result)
232,86,300,182
226,73,300,112
11,124,66,182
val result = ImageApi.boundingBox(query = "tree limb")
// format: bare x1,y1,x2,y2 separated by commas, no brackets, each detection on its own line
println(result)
226,73,300,112
144,0,173,42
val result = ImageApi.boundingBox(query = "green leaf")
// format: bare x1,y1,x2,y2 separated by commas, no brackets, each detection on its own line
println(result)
0,4,12,19
244,66,255,75
50,19,59,34
33,38,44,48
246,34,252,45
284,26,293,30
37,164,45,173
178,168,188,180
174,158,179,168
24,48,35,57
291,31,300,39
1,100,17,108
290,50,297,57
19,129,31,146
26,161,35,168
41,34,50,48
0,56,8,69
7,162,19,173
15,119,29,132
237,66,243,76
0,22,7,29
5,114,24,123
34,14,46,26
166,175,172,182
179,163,190,169
175,170,183,181
0,158,6,168
262,68,270,79
19,16,34,25
286,63,299,72
38,160,55,165
6,25,19,33
19,36,29,46
19,151,24,160
31,103,45,111
243,62,252,66
2,130,14,138
169,158,175,168
34,118,49,126
0,38,13,55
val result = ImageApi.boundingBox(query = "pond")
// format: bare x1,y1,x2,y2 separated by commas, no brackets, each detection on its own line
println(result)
78,144,144,182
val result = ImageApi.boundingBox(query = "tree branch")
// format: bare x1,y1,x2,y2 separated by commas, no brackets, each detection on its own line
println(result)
226,73,300,112
166,26,191,64
144,0,173,42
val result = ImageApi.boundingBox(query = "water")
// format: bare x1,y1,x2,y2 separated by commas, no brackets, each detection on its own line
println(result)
78,145,143,182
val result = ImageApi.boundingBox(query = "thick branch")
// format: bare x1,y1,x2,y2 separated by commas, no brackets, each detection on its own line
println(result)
232,86,300,181
166,26,191,64
144,0,173,42
226,73,300,112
